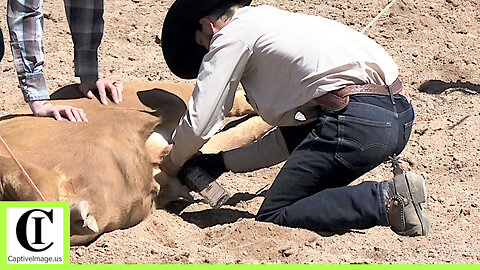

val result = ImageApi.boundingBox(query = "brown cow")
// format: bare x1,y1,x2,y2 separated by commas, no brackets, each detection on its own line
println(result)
0,82,272,245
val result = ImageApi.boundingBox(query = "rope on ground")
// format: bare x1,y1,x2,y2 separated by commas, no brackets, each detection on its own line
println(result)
361,0,399,34
0,135,46,201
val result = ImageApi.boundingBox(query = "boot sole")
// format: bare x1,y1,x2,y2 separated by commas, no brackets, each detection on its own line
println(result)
405,172,430,236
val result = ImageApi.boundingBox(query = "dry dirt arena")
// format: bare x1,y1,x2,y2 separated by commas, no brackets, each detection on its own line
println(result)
1,0,479,265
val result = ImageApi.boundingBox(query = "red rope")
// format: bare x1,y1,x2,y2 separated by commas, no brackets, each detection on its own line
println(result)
0,135,46,201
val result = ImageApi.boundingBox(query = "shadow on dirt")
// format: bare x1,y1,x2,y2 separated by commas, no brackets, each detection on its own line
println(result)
164,189,356,237
226,190,268,204
166,199,254,229
419,80,480,95
166,199,357,237
164,190,269,229
180,209,255,229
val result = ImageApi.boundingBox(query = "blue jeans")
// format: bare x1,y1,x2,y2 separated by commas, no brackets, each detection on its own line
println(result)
256,94,414,232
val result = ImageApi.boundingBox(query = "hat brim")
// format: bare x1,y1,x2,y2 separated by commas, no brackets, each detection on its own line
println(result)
162,0,252,79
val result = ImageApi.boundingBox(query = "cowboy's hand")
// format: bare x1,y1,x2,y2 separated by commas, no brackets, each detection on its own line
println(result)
28,100,88,122
79,76,123,105
159,144,182,177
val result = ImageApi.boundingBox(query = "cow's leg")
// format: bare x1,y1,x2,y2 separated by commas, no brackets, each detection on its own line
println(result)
227,90,256,117
145,127,171,165
201,116,273,154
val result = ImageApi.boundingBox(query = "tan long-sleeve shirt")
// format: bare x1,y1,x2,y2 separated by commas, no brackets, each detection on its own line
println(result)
171,5,399,167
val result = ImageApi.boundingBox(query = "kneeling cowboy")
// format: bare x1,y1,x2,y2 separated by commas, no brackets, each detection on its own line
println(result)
160,0,429,236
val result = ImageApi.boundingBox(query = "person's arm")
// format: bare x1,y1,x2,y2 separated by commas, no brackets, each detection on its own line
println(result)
7,0,87,121
161,127,289,179
161,34,252,175
64,0,123,105
7,0,49,103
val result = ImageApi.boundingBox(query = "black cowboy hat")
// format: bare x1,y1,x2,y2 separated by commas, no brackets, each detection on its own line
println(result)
161,0,252,79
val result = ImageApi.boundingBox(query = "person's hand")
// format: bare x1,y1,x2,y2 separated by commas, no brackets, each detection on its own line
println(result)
159,144,182,177
28,100,88,122
79,76,123,105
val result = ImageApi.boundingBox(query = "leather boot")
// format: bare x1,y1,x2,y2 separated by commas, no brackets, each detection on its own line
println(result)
383,172,430,236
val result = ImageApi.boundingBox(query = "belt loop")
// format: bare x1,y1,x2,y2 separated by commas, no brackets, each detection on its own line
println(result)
388,84,398,116
388,84,396,106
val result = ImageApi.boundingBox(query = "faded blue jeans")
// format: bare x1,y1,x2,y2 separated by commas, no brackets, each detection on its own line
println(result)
256,94,414,232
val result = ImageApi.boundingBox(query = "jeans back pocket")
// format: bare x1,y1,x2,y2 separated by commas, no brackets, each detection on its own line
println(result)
335,115,391,171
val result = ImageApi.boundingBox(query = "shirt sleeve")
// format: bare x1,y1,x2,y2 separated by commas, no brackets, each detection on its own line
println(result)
170,34,252,167
7,0,50,102
64,0,104,77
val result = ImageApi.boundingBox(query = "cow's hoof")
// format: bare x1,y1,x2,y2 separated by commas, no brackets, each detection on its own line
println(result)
70,201,99,235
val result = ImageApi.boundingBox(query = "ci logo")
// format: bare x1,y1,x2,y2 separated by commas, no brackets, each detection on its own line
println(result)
15,209,54,252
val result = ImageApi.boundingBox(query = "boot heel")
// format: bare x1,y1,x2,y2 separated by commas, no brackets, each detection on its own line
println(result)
405,172,427,203
386,172,430,236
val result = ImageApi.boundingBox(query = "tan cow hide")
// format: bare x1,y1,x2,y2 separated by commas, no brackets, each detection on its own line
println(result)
0,82,272,245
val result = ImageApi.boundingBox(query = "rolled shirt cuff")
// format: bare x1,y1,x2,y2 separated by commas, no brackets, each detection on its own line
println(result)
170,119,209,167
19,72,50,102
74,49,99,77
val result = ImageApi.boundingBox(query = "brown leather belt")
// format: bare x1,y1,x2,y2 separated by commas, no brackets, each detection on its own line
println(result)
314,78,404,112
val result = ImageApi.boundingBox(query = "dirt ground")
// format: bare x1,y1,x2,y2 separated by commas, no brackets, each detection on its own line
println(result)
1,0,480,265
